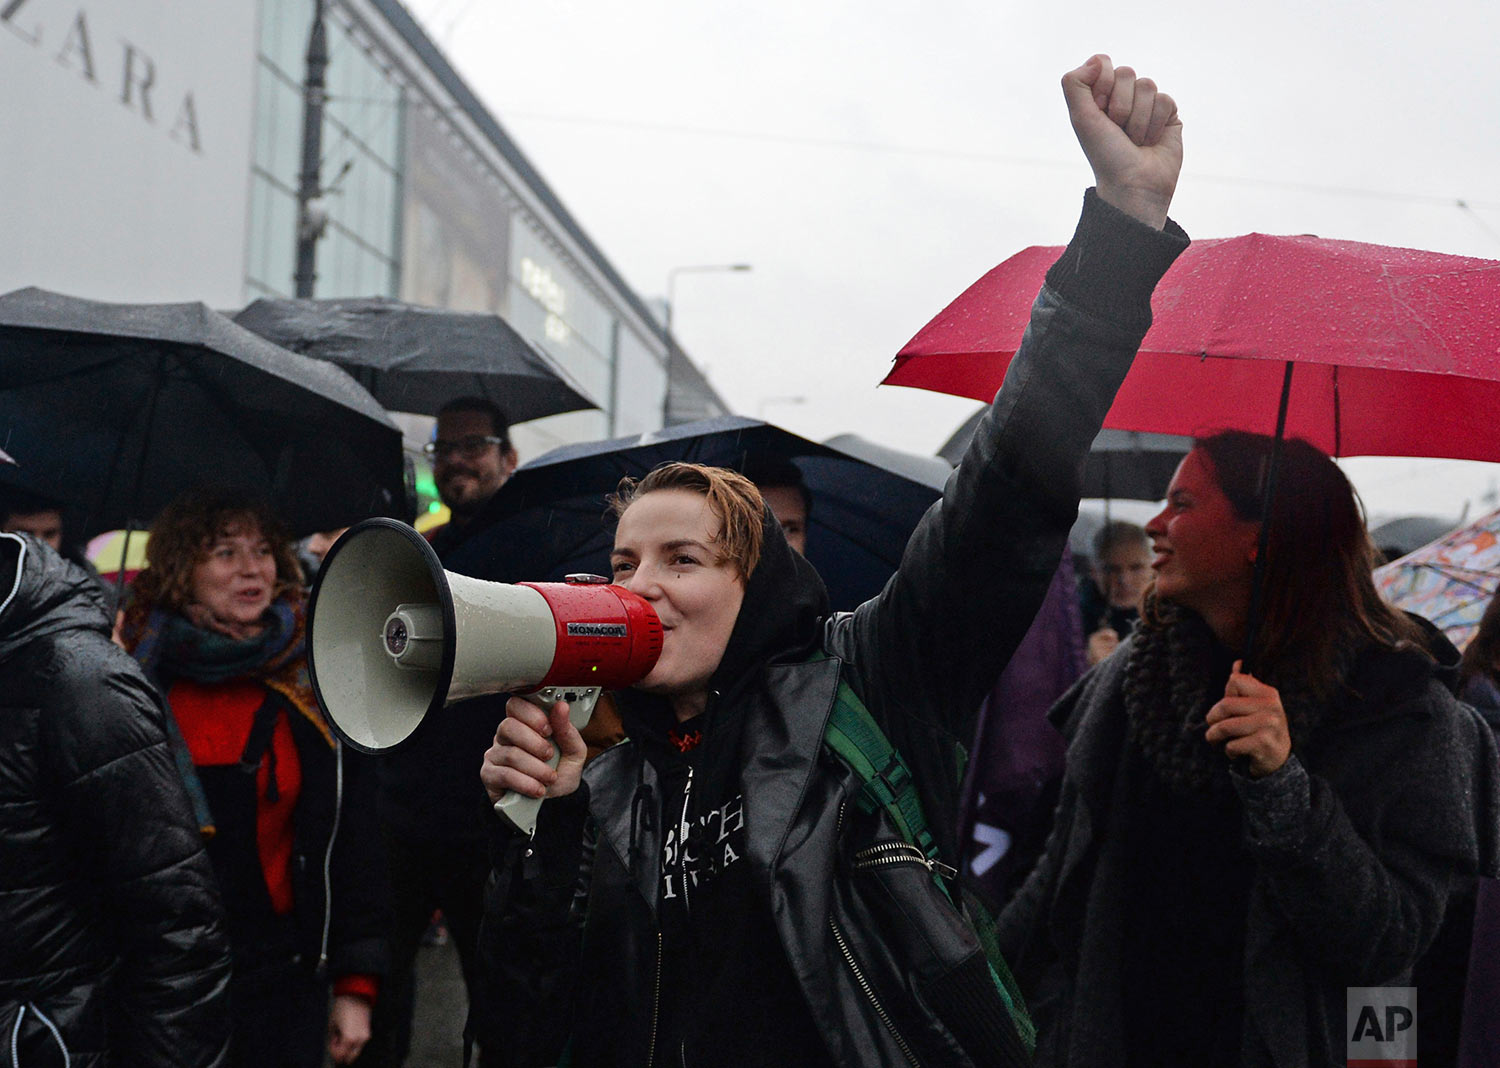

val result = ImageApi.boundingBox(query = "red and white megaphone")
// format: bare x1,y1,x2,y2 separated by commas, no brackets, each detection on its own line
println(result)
307,518,662,835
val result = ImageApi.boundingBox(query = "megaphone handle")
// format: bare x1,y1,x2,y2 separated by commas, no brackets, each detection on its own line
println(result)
493,686,601,837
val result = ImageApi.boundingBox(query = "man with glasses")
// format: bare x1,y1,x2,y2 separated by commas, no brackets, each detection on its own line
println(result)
360,396,518,1068
424,397,519,556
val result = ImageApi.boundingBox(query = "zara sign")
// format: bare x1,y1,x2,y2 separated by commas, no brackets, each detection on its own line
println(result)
3,0,204,151
0,0,258,306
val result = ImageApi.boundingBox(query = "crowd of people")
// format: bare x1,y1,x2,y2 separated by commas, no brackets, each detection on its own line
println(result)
3,52,1499,1068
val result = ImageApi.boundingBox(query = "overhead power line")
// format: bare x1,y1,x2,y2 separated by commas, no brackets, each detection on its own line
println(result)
499,109,1500,217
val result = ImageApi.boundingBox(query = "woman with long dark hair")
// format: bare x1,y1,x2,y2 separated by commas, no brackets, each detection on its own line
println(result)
997,430,1500,1066
118,488,389,1067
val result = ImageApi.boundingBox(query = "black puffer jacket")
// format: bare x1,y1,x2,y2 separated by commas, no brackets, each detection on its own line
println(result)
475,192,1189,1067
0,533,231,1066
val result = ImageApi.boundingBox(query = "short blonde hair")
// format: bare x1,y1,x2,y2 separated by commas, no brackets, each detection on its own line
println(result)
609,463,765,577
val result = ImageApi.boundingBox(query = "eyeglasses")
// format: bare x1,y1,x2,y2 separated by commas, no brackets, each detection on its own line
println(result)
423,435,507,460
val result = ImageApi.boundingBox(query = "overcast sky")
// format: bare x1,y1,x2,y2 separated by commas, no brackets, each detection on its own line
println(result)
402,0,1500,522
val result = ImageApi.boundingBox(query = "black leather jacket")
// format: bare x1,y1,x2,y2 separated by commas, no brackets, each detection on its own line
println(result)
0,534,232,1067
475,193,1189,1067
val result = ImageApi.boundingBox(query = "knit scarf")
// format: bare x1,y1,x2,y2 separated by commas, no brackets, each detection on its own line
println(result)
121,593,325,737
119,591,328,835
1122,598,1324,799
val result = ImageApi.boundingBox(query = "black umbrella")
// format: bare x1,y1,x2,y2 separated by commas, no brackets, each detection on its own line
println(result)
440,416,947,611
233,296,597,422
1368,514,1460,562
0,287,406,539
939,409,1189,502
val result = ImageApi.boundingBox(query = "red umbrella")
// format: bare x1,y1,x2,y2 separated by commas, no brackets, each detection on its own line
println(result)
888,234,1500,666
884,234,1500,462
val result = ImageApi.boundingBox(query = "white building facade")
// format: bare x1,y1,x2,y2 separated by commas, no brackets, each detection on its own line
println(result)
2,0,726,464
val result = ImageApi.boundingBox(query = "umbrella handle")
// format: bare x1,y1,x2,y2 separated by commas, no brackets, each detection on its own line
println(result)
492,685,599,837
1240,361,1295,673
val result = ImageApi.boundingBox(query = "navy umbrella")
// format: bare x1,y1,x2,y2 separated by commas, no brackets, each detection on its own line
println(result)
234,295,596,422
0,287,406,539
441,416,947,611
940,410,1189,502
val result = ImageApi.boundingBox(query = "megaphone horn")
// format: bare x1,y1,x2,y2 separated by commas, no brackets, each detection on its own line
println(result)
307,518,662,835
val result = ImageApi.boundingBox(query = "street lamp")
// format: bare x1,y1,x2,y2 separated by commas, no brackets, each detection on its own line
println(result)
663,263,752,342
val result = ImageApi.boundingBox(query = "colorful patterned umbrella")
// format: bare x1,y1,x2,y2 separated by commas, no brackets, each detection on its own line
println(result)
1374,508,1500,649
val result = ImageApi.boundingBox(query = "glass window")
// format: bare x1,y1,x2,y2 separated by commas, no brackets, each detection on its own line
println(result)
271,76,303,187
246,177,270,287
246,171,298,298
253,67,277,174
245,0,671,453
508,222,615,404
614,325,668,435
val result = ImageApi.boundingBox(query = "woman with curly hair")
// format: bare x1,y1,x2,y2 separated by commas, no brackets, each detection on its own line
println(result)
118,488,389,1067
997,431,1500,1066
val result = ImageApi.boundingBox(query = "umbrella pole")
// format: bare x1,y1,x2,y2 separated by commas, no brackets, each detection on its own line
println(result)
1241,361,1295,672
111,354,167,611
114,528,134,609
1102,459,1112,530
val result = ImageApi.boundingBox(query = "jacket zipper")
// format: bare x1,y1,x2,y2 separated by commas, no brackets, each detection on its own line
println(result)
852,841,959,881
11,1003,73,1067
319,742,343,973
646,930,663,1068
829,917,921,1067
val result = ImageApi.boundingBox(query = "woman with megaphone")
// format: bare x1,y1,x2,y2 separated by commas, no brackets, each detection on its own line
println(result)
476,55,1186,1067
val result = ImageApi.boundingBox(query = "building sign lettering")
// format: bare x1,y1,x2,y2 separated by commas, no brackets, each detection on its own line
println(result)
3,0,202,153
520,256,572,344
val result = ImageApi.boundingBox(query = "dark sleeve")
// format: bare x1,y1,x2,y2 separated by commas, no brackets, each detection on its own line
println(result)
830,192,1186,743
1233,691,1500,983
824,192,1186,851
471,787,593,1067
48,640,232,1066
326,745,394,981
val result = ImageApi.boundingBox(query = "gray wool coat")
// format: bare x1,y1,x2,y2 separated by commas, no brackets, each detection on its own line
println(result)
996,635,1500,1068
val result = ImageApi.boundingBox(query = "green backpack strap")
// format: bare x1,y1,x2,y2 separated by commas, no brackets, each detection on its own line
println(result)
824,683,946,875
820,662,1035,1053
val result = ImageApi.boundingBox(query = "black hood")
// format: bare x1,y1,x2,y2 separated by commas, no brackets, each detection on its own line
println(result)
618,502,829,750
0,532,112,664
706,503,829,704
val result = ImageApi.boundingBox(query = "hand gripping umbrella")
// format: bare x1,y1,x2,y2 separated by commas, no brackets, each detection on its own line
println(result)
233,295,597,422
884,234,1500,663
0,287,406,541
438,415,947,612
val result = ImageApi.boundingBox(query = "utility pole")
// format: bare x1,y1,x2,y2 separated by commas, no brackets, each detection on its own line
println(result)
293,0,329,298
